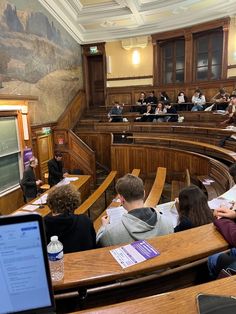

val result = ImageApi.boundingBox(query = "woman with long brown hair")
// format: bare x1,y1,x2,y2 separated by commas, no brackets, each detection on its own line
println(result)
174,185,214,232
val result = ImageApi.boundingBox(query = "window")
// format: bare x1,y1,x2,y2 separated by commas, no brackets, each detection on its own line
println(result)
0,116,21,195
161,39,185,84
194,30,223,81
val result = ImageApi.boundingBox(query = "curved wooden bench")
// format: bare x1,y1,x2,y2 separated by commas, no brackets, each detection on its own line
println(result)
74,171,117,216
110,144,234,195
144,167,166,207
128,136,236,163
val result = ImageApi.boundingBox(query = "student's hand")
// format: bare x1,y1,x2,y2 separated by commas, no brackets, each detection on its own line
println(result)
36,180,42,186
101,215,110,226
63,172,68,178
214,206,236,220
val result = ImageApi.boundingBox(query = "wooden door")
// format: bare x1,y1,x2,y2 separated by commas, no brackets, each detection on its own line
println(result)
88,55,105,107
36,133,53,180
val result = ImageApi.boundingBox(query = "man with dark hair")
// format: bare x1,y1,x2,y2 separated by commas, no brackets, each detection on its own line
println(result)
48,151,68,187
96,174,173,247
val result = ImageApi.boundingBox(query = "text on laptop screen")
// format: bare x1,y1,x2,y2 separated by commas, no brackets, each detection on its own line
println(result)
0,220,52,313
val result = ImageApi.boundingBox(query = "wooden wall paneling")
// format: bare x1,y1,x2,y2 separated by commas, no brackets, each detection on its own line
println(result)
106,78,236,104
129,147,147,175
111,146,130,177
111,145,211,182
107,93,132,106
0,188,24,215
53,129,68,148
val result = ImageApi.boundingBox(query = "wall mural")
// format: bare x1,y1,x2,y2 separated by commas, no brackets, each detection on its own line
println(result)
0,0,82,124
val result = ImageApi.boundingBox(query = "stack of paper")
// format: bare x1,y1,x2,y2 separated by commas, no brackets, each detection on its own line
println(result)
32,194,48,205
22,204,39,212
106,206,127,224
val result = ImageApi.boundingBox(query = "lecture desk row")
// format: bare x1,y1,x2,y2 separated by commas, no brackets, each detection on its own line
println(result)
103,102,229,112
13,175,91,216
75,276,236,314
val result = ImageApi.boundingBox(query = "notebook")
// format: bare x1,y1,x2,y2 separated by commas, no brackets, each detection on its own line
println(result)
0,213,55,313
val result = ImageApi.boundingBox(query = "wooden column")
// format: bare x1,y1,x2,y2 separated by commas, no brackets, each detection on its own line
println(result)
184,31,193,83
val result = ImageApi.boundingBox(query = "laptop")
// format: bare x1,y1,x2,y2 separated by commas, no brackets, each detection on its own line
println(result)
0,213,55,313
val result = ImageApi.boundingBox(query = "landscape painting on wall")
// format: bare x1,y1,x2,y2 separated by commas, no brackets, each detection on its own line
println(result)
0,0,82,124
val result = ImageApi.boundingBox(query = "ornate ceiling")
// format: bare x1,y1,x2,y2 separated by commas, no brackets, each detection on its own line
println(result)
39,0,236,44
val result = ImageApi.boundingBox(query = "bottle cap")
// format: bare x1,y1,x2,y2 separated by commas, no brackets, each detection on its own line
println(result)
50,235,58,242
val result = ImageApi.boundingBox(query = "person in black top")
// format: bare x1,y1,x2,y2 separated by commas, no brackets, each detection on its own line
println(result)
165,103,178,122
160,91,170,103
21,157,42,202
44,184,96,253
48,151,68,187
174,185,213,232
146,91,158,104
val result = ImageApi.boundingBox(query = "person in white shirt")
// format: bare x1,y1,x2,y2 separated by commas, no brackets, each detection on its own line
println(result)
191,89,206,111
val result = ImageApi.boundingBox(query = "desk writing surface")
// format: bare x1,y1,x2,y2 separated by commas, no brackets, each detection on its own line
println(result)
13,175,91,217
53,223,228,291
77,276,236,314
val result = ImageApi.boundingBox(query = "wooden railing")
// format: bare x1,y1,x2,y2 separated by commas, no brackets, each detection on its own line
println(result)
129,136,236,163
57,90,87,129
144,167,166,207
74,171,117,216
110,144,234,193
53,128,96,183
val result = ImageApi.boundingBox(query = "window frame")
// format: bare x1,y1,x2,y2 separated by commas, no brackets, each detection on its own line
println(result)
193,28,223,82
160,38,185,85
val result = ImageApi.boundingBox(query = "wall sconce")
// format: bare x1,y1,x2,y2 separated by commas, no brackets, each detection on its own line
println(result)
132,50,140,65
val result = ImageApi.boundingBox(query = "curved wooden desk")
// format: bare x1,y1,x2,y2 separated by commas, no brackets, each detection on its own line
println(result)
77,276,236,314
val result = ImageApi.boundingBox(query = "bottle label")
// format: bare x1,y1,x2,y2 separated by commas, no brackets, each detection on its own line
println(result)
48,249,63,261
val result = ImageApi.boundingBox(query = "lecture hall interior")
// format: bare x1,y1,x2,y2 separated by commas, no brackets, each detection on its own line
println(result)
1,0,236,313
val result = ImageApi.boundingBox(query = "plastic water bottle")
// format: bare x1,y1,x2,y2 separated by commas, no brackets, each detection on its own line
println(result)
47,236,64,281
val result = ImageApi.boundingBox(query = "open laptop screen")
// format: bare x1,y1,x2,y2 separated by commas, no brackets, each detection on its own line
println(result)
0,214,55,314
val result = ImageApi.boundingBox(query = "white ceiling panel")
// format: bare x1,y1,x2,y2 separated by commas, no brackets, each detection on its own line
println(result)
38,0,236,44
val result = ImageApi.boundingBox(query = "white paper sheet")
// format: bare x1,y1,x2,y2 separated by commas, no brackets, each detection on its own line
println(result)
106,206,127,225
22,204,39,212
32,194,48,205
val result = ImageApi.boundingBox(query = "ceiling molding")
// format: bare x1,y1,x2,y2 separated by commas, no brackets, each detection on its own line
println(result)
38,0,236,44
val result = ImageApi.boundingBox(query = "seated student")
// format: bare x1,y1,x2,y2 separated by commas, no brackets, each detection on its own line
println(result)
160,91,170,103
153,101,167,122
146,91,158,104
208,204,236,278
225,94,236,117
137,92,147,105
191,89,206,111
174,185,214,232
165,103,178,122
108,101,123,122
208,167,236,278
96,174,173,247
44,184,96,253
176,91,188,103
219,97,236,147
211,88,230,110
21,157,42,202
140,104,155,122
